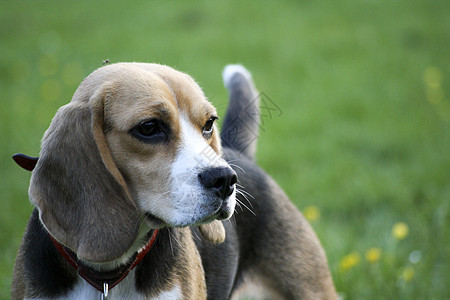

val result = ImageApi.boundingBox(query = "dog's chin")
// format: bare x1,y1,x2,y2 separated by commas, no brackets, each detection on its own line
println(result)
213,206,234,221
196,209,231,225
144,201,235,229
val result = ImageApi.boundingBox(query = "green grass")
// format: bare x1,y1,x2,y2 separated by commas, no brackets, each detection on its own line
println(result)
1,0,448,298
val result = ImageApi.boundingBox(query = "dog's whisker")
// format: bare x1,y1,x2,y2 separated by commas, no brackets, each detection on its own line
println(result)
168,230,183,250
236,197,256,216
228,163,246,174
237,199,255,215
192,229,201,242
236,199,253,211
226,217,237,229
236,185,255,200
137,212,148,225
230,216,237,228
168,231,175,257
236,189,255,211
130,211,147,228
133,212,151,234
225,158,244,164
238,194,255,211
232,216,237,228
234,202,243,213
236,185,255,209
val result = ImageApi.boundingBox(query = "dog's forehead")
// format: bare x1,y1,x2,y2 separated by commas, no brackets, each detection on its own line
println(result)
85,63,216,127
134,63,217,120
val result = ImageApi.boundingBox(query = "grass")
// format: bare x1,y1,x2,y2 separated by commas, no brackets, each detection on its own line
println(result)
0,0,448,298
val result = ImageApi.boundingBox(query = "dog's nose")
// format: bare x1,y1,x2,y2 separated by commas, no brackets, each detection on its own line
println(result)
198,167,237,199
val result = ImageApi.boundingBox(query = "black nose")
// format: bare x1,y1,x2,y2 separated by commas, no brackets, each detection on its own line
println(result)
198,167,237,199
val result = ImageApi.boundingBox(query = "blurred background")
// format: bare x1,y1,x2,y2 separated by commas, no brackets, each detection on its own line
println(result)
0,0,448,298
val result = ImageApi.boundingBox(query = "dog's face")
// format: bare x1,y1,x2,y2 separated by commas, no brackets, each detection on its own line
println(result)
29,63,236,262
102,64,237,227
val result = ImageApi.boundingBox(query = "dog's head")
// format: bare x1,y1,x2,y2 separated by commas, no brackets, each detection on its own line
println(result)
28,63,237,262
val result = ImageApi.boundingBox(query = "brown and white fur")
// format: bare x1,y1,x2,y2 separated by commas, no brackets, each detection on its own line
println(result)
12,63,337,299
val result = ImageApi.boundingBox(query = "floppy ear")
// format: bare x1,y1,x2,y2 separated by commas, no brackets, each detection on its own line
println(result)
29,86,140,263
198,220,226,244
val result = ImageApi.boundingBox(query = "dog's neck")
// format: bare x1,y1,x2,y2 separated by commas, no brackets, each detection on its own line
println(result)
49,225,159,293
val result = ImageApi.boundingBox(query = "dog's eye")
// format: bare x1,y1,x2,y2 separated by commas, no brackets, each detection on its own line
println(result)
202,116,217,138
131,119,167,143
138,120,160,136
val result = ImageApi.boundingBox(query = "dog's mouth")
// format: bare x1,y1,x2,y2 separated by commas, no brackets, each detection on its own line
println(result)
144,197,234,228
213,202,235,221
199,209,232,224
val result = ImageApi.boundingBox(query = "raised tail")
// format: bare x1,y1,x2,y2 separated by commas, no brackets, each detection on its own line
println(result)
220,65,260,160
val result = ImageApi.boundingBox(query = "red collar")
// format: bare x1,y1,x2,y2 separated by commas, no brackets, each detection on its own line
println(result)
49,229,159,293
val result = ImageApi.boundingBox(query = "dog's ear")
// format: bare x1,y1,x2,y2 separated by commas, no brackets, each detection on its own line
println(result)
29,85,140,263
198,220,226,244
12,153,38,171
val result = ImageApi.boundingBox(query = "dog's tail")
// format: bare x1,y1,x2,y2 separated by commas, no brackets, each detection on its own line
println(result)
221,65,260,160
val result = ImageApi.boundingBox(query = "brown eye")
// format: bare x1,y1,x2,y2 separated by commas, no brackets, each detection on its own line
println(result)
202,116,217,138
138,120,160,136
130,119,168,144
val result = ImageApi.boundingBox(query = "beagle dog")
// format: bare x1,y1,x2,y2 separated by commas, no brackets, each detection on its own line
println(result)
12,63,337,299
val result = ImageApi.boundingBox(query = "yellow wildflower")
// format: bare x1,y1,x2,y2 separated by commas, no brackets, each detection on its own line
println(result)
423,67,444,104
392,222,409,240
402,267,415,282
339,252,360,272
365,248,382,263
423,67,442,89
303,205,320,222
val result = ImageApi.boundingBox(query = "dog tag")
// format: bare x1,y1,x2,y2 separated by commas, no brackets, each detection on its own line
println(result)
101,282,109,300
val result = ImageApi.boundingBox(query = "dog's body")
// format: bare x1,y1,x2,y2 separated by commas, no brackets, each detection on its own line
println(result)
12,63,336,299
